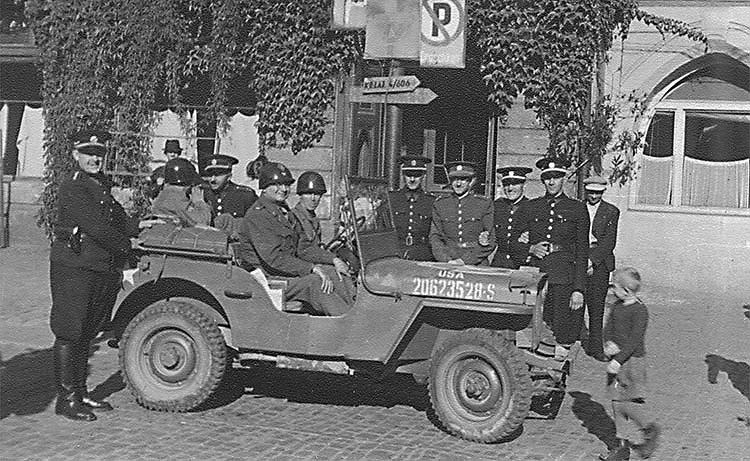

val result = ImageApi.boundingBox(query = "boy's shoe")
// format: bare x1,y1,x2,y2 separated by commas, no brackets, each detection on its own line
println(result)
598,445,630,460
634,424,661,458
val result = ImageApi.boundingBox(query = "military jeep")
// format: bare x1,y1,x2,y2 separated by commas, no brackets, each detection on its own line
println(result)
109,177,572,443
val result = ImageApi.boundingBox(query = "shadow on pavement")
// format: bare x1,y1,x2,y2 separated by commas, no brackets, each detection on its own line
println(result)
569,391,618,449
203,364,430,412
0,347,56,419
705,354,750,402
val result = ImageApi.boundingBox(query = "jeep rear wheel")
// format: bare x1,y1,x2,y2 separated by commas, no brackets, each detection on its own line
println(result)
428,328,532,443
119,301,226,412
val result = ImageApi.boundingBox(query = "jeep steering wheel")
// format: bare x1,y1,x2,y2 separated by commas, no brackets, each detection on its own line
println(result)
325,216,365,251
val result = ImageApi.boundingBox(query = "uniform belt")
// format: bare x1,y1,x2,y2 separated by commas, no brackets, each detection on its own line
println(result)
457,241,479,249
405,235,427,246
546,243,569,253
590,242,599,249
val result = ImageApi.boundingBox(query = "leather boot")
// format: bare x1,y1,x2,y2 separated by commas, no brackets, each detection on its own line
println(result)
74,342,113,411
54,340,96,421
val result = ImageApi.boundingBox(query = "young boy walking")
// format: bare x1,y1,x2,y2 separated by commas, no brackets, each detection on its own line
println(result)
600,267,661,460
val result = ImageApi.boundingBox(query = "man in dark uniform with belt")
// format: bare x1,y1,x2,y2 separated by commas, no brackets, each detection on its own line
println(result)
239,162,352,316
430,161,496,265
491,166,532,269
50,130,154,421
202,152,257,238
515,157,589,359
389,155,435,260
583,176,620,362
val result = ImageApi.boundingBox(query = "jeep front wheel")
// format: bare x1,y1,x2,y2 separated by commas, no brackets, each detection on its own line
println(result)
119,301,226,412
428,328,532,443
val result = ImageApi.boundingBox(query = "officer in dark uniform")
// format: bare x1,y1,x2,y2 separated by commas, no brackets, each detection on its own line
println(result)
389,155,436,260
50,130,153,421
491,166,532,269
202,152,257,237
515,157,589,359
149,139,184,198
430,161,496,265
239,162,352,316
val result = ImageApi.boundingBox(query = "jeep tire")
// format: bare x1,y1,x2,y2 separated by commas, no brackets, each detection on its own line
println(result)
428,328,532,443
119,301,227,412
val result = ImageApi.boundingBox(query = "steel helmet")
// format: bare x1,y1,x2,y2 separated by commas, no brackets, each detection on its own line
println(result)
258,162,295,189
296,171,327,195
164,158,200,186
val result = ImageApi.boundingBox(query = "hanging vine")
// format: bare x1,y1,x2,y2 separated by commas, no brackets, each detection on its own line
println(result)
26,0,704,236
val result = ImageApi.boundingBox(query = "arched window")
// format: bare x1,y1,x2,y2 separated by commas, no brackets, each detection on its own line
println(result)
637,56,750,211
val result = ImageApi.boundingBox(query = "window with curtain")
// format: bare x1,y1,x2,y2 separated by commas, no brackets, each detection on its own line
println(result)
636,65,750,211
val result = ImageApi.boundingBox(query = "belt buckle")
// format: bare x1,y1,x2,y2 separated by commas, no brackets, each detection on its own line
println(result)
405,234,413,246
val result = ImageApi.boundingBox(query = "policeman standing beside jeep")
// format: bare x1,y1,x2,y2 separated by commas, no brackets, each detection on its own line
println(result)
491,166,532,269
50,130,156,421
515,157,589,360
389,155,435,261
430,161,496,265
239,162,352,316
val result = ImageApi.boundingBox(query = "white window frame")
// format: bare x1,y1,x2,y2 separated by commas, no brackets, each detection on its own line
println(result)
630,99,750,216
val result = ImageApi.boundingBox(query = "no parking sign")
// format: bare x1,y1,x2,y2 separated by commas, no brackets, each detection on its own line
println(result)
420,0,465,68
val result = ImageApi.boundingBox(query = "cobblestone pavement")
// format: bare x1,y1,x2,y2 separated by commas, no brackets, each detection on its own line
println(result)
1,238,749,460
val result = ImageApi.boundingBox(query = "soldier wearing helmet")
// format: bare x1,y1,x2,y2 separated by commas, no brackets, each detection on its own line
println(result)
239,163,352,316
151,157,212,227
292,172,354,282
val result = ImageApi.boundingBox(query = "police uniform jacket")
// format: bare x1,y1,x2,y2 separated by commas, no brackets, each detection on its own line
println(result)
430,193,496,265
206,181,258,219
239,195,316,277
491,196,529,269
515,194,589,292
51,169,140,273
389,188,435,260
291,202,337,265
589,200,619,272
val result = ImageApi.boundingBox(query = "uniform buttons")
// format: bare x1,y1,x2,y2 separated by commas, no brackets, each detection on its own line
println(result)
506,233,511,238
550,210,555,215
551,202,556,207
546,234,551,239
548,225,553,230
507,225,512,230
217,198,222,202
506,255,511,259
218,206,223,211
508,217,513,222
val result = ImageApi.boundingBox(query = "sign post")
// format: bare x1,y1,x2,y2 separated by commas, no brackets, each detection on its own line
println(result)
420,0,466,68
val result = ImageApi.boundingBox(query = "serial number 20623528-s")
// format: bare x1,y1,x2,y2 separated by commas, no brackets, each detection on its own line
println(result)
411,277,497,301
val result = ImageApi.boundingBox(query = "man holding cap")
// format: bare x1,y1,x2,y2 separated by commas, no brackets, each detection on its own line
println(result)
202,149,257,238
583,175,620,362
491,166,532,269
430,161,495,265
239,162,352,316
50,129,158,421
389,154,436,261
515,156,589,359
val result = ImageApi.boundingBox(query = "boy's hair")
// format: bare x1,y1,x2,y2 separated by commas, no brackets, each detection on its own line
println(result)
613,267,642,293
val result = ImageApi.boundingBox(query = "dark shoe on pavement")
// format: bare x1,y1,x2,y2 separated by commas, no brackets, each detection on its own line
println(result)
55,391,97,421
81,394,114,411
598,445,630,460
635,424,661,458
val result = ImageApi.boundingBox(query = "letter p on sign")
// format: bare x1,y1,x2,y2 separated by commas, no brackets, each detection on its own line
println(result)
420,0,465,68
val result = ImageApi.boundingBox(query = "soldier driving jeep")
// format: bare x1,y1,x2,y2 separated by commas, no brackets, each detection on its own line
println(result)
237,162,353,316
